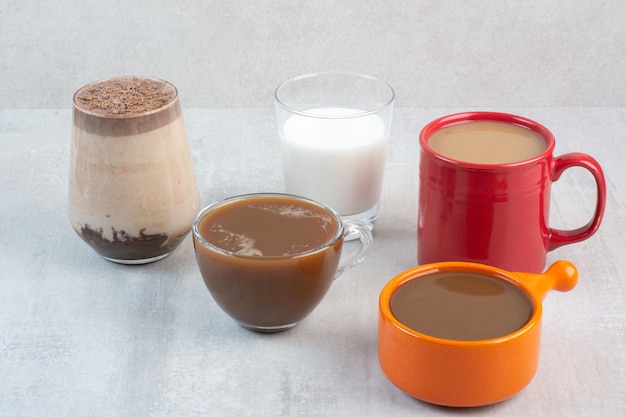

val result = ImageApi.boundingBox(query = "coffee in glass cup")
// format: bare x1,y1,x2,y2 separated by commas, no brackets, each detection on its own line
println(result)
192,193,372,332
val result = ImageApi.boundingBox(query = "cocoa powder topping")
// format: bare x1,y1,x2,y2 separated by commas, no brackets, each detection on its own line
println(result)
75,77,176,117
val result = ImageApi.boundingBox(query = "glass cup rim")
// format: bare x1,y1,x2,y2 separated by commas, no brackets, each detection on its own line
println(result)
72,75,180,119
274,71,395,119
192,192,345,260
419,111,557,169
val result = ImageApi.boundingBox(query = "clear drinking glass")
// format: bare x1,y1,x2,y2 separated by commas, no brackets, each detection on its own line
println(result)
274,72,395,230
68,76,200,264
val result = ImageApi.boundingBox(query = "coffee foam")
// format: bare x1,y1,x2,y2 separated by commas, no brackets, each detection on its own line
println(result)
209,224,263,256
252,203,333,230
209,203,335,256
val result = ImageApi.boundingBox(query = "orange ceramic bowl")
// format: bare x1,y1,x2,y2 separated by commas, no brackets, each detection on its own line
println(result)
378,260,578,407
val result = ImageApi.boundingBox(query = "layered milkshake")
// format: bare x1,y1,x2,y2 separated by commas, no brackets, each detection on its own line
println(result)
69,76,200,264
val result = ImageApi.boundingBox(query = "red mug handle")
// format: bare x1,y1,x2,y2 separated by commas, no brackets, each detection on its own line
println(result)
548,153,606,251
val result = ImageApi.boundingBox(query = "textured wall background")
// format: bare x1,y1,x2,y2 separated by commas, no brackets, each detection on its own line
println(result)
1,0,625,108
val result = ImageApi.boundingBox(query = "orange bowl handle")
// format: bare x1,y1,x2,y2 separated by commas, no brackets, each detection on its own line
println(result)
514,260,578,301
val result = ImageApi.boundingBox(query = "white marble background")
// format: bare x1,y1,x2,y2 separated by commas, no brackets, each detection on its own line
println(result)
1,0,625,109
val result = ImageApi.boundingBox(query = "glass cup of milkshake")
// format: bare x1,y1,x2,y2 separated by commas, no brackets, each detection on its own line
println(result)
68,76,200,264
274,72,395,230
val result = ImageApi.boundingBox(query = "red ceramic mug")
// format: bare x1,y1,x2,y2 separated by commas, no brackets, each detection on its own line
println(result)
417,112,606,272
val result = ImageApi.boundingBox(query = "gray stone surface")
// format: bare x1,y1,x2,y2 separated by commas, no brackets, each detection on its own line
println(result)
1,107,624,416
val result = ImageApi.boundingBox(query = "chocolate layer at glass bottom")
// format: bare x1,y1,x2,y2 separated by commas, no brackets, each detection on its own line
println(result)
77,224,187,264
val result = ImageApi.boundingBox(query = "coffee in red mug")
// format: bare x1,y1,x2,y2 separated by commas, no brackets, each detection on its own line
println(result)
418,112,606,272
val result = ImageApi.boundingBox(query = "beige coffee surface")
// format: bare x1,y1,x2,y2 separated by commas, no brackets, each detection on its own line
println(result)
428,121,547,164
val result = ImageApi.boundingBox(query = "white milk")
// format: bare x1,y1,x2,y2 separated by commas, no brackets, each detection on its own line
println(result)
280,107,388,215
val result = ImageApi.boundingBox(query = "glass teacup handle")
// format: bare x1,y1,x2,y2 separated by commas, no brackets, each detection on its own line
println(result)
335,220,373,278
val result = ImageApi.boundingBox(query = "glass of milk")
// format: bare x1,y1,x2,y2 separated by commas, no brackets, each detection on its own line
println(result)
274,72,395,230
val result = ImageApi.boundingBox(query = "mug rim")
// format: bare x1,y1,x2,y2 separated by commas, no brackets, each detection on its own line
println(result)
274,71,395,119
192,192,345,260
379,261,542,347
419,111,556,170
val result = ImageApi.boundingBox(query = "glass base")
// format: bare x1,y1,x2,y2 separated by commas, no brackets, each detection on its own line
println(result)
103,252,171,265
238,321,298,333
341,203,379,240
